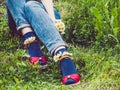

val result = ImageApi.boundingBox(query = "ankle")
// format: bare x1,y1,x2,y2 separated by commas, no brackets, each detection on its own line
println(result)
53,46,73,62
54,46,66,55
60,58,78,76
53,51,72,62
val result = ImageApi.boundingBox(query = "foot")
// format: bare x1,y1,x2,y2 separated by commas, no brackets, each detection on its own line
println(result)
29,56,47,65
53,46,80,85
60,58,80,85
62,74,80,85
23,32,47,66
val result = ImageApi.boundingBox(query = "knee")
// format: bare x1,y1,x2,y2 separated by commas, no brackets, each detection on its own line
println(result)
25,1,44,10
25,1,34,10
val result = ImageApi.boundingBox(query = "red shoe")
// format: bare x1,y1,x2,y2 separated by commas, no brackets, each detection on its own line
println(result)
62,74,80,85
29,56,47,65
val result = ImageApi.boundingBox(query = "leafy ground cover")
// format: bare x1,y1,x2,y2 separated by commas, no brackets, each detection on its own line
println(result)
0,43,120,90
0,2,120,90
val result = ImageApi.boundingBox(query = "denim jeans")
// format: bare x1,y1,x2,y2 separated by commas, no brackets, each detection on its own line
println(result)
7,2,61,33
6,0,68,54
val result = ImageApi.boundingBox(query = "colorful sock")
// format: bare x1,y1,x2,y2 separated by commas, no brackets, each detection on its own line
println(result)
55,47,78,84
23,32,47,65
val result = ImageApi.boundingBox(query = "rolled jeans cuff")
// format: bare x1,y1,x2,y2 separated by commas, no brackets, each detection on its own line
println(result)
17,24,31,30
50,42,68,55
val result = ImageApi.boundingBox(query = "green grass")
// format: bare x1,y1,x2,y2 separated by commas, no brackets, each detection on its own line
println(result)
0,45,120,90
56,0,120,47
0,3,120,90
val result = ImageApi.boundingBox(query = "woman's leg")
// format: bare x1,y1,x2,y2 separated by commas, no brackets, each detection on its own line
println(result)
21,28,47,65
6,0,47,65
6,0,30,30
25,1,68,54
25,1,80,85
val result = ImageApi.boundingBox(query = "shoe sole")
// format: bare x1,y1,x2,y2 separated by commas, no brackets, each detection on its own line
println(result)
62,81,80,86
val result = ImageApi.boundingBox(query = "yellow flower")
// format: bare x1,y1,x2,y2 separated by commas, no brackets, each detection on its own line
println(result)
24,36,36,45
53,51,72,62
53,55,59,62
55,19,65,34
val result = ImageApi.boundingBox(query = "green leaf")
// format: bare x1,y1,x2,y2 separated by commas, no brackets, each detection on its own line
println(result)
13,76,19,84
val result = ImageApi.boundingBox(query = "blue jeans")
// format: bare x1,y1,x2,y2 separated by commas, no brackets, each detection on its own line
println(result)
6,0,68,54
7,2,61,33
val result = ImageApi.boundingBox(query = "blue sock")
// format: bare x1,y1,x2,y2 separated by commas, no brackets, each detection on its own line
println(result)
23,32,43,57
55,47,78,84
23,32,46,65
